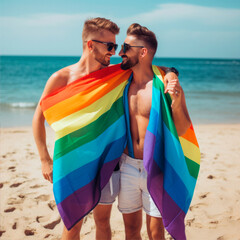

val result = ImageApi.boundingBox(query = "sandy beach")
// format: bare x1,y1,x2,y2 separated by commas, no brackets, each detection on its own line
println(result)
0,124,240,240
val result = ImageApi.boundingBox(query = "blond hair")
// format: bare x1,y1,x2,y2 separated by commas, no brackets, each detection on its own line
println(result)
82,17,119,42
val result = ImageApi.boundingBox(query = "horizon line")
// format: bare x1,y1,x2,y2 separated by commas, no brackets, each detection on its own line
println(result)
0,54,240,60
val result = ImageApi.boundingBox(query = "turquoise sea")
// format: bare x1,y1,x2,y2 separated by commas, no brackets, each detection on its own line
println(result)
0,56,240,127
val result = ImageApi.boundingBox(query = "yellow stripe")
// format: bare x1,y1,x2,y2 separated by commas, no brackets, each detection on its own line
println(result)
152,65,174,101
152,65,164,83
44,82,110,125
179,137,201,164
52,81,127,140
43,70,131,125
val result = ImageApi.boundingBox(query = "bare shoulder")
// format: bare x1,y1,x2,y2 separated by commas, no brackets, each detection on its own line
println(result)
40,66,71,99
49,67,71,89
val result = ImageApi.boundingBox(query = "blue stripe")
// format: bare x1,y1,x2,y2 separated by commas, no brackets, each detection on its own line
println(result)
53,116,126,182
123,74,135,158
149,84,196,212
152,84,160,111
162,157,192,213
150,118,196,213
162,123,196,196
147,107,160,138
147,82,161,134
53,135,126,204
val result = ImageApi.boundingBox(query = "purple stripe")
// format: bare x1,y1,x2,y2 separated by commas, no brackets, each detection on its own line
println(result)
166,210,186,240
148,160,186,240
143,130,163,211
100,158,120,189
144,130,186,239
57,158,119,230
143,130,156,172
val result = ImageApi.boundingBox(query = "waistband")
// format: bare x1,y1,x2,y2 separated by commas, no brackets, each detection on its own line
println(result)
121,153,144,169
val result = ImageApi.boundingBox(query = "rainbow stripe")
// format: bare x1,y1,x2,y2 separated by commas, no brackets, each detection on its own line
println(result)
41,63,200,236
41,64,131,229
142,66,201,239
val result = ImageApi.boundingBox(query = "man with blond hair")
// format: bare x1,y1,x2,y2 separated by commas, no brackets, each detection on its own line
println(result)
33,17,121,240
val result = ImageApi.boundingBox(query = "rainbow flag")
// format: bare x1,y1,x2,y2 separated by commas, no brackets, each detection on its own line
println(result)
141,66,201,239
40,64,131,229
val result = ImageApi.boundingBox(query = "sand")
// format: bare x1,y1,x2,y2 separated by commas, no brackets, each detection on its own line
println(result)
0,124,240,240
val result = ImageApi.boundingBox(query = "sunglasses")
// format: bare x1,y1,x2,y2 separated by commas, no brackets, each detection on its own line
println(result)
91,39,118,51
121,42,144,53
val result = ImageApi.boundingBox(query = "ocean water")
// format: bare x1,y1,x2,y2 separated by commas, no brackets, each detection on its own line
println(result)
0,56,240,127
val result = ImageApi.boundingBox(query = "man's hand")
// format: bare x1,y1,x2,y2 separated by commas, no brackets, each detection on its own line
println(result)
164,72,182,110
163,72,191,135
41,158,53,183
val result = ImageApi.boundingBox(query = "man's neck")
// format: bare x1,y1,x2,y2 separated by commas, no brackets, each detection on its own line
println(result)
131,63,154,86
76,52,103,76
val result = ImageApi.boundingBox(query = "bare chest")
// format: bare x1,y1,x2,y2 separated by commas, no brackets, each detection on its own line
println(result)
128,81,153,117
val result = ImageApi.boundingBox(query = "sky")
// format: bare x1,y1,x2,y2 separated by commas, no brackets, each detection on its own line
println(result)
0,0,240,59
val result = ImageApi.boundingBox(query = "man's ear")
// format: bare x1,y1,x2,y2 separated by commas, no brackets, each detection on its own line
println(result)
87,40,93,51
140,48,148,58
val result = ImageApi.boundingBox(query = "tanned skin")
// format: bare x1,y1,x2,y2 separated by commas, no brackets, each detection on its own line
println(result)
119,35,191,240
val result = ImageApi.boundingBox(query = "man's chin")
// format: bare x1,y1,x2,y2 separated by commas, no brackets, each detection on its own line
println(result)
120,62,131,70
101,60,110,66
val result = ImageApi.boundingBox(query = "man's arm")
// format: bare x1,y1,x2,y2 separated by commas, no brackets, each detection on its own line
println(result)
33,102,53,182
32,70,68,183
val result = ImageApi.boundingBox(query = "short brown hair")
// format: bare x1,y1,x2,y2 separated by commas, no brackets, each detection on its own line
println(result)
82,17,120,42
127,23,157,55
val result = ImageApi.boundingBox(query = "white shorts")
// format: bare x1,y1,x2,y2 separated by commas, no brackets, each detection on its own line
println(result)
118,153,161,218
99,170,120,205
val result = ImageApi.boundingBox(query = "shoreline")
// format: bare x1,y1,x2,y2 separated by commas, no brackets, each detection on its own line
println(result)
1,124,240,239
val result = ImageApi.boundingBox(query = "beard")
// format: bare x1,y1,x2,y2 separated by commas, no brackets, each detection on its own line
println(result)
93,48,110,66
120,55,139,70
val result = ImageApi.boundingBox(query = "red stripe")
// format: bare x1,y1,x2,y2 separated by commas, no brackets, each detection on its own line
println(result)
41,64,124,111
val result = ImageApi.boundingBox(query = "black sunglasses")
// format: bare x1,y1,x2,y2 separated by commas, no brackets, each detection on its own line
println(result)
121,42,144,53
92,39,118,51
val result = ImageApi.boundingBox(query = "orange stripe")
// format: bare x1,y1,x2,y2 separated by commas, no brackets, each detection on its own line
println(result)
41,77,102,112
156,66,166,82
41,64,125,112
43,70,132,125
181,126,199,148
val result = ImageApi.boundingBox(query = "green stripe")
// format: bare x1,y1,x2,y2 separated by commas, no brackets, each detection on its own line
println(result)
53,97,124,160
185,156,200,179
153,74,179,140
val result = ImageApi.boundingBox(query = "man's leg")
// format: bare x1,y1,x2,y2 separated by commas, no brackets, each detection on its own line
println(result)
61,219,83,240
93,204,112,240
118,154,143,240
122,210,142,240
146,215,165,240
141,166,165,240
93,169,120,240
